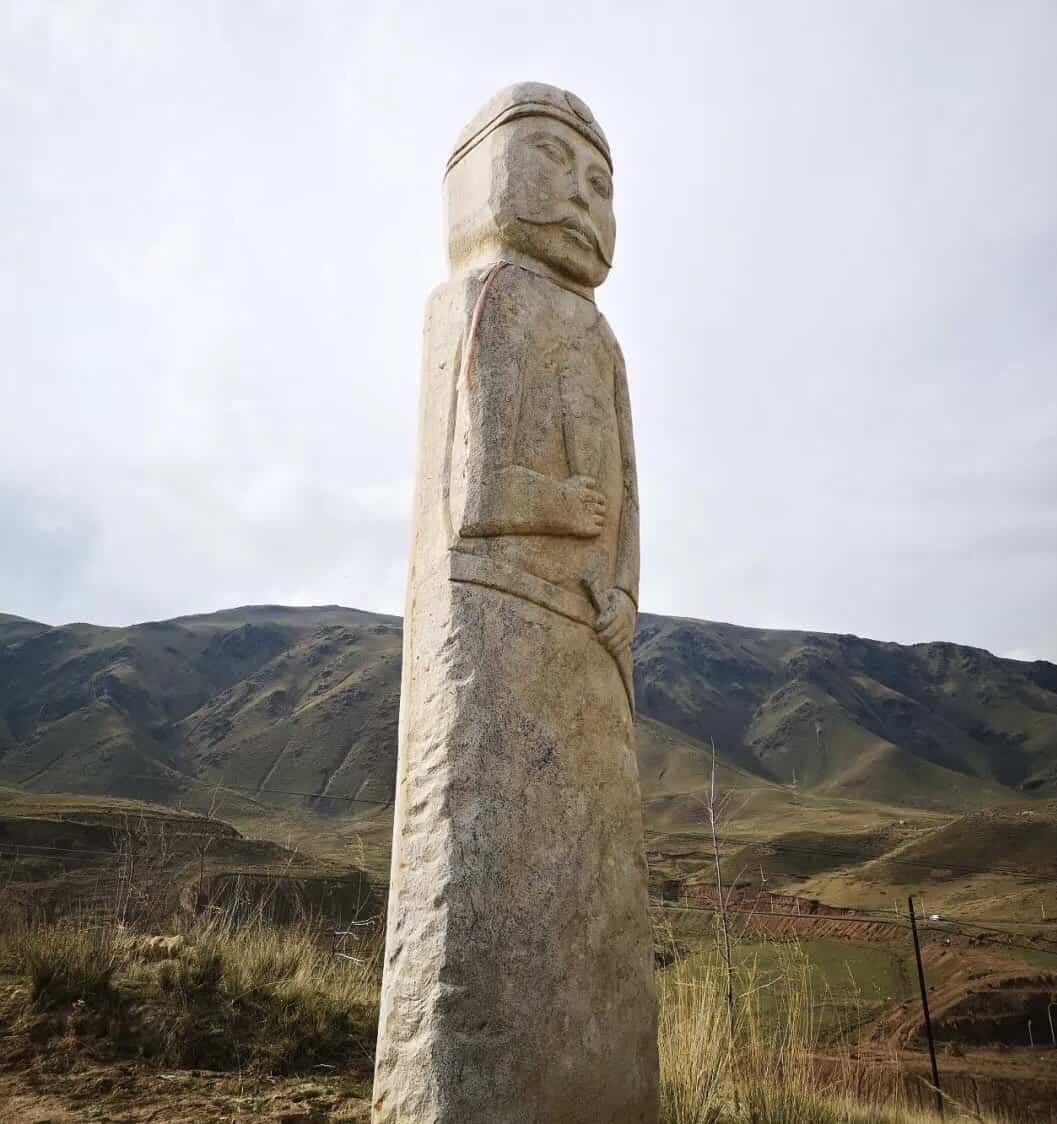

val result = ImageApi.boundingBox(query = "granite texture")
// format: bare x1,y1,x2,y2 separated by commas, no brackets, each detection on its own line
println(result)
372,82,657,1124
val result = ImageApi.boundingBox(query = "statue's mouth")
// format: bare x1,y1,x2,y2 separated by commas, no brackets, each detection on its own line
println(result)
517,214,613,267
557,217,595,250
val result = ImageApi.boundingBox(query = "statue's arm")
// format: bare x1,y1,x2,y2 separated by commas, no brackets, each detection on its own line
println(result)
450,278,604,539
613,348,640,606
458,464,602,537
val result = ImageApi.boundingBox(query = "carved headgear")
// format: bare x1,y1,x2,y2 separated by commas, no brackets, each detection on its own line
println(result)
446,82,612,176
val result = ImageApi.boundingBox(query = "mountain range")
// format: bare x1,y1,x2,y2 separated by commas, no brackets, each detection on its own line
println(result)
2,604,1055,813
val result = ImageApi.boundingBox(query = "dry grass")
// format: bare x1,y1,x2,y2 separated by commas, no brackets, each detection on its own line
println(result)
656,932,1004,1124
0,912,381,1076
0,911,1025,1121
2,923,119,1010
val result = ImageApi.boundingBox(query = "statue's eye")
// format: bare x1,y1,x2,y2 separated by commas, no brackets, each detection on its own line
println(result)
589,173,612,200
533,139,565,164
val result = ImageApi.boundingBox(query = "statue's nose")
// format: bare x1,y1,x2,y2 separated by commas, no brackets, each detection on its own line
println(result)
568,169,589,210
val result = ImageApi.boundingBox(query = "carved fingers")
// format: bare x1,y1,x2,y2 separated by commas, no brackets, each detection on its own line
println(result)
564,475,607,537
594,587,636,655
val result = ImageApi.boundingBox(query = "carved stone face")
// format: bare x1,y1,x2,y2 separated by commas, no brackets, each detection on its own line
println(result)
446,116,616,293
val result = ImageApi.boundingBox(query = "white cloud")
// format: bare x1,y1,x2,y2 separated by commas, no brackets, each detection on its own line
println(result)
1,0,1054,662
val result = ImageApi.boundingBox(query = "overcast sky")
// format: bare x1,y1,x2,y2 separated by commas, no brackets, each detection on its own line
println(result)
2,1,1055,661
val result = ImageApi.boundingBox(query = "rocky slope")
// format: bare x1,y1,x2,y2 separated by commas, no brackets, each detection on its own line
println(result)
634,613,1057,802
1,605,1054,810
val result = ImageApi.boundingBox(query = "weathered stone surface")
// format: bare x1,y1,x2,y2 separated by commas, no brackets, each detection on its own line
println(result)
373,82,657,1124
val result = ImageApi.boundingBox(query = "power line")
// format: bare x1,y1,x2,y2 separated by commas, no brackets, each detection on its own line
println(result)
654,900,1057,954
4,829,1051,926
125,773,393,807
654,901,915,927
712,832,1047,878
5,836,1053,949
649,828,1053,879
699,898,1057,928
682,898,1057,934
129,776,1054,878
25,778,1048,877
0,841,121,859
0,829,240,859
928,916,1057,945
6,784,1052,929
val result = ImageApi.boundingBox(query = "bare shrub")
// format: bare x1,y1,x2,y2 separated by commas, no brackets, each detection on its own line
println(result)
15,923,118,1010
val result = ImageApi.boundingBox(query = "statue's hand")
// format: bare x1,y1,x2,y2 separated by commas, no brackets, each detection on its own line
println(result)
594,587,636,655
560,475,607,537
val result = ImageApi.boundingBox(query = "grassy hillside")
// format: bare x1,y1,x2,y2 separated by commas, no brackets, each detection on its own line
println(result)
0,789,378,934
2,606,1053,1122
634,613,1057,798
1,604,1054,820
0,605,399,802
797,803,1057,919
0,613,51,644
180,615,401,809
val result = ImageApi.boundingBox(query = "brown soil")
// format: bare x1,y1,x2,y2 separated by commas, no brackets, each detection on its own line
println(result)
0,1062,370,1122
1,812,377,931
845,1046,1057,1123
0,974,371,1123
672,886,910,941
2,1049,1051,1123
870,945,1057,1050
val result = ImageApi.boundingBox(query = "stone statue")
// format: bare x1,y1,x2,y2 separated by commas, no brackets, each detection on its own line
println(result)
373,82,657,1124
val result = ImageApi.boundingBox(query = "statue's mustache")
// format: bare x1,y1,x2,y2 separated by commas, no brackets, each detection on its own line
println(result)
517,214,613,268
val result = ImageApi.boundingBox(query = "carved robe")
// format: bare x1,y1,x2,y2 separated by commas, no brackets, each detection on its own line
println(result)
373,261,656,1124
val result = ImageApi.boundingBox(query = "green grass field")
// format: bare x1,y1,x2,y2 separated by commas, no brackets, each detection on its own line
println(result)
667,936,912,1035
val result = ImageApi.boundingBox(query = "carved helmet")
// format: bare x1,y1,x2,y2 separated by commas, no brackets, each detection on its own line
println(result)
446,82,612,177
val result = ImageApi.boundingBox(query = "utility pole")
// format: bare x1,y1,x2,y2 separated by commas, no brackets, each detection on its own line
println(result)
908,896,943,1118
